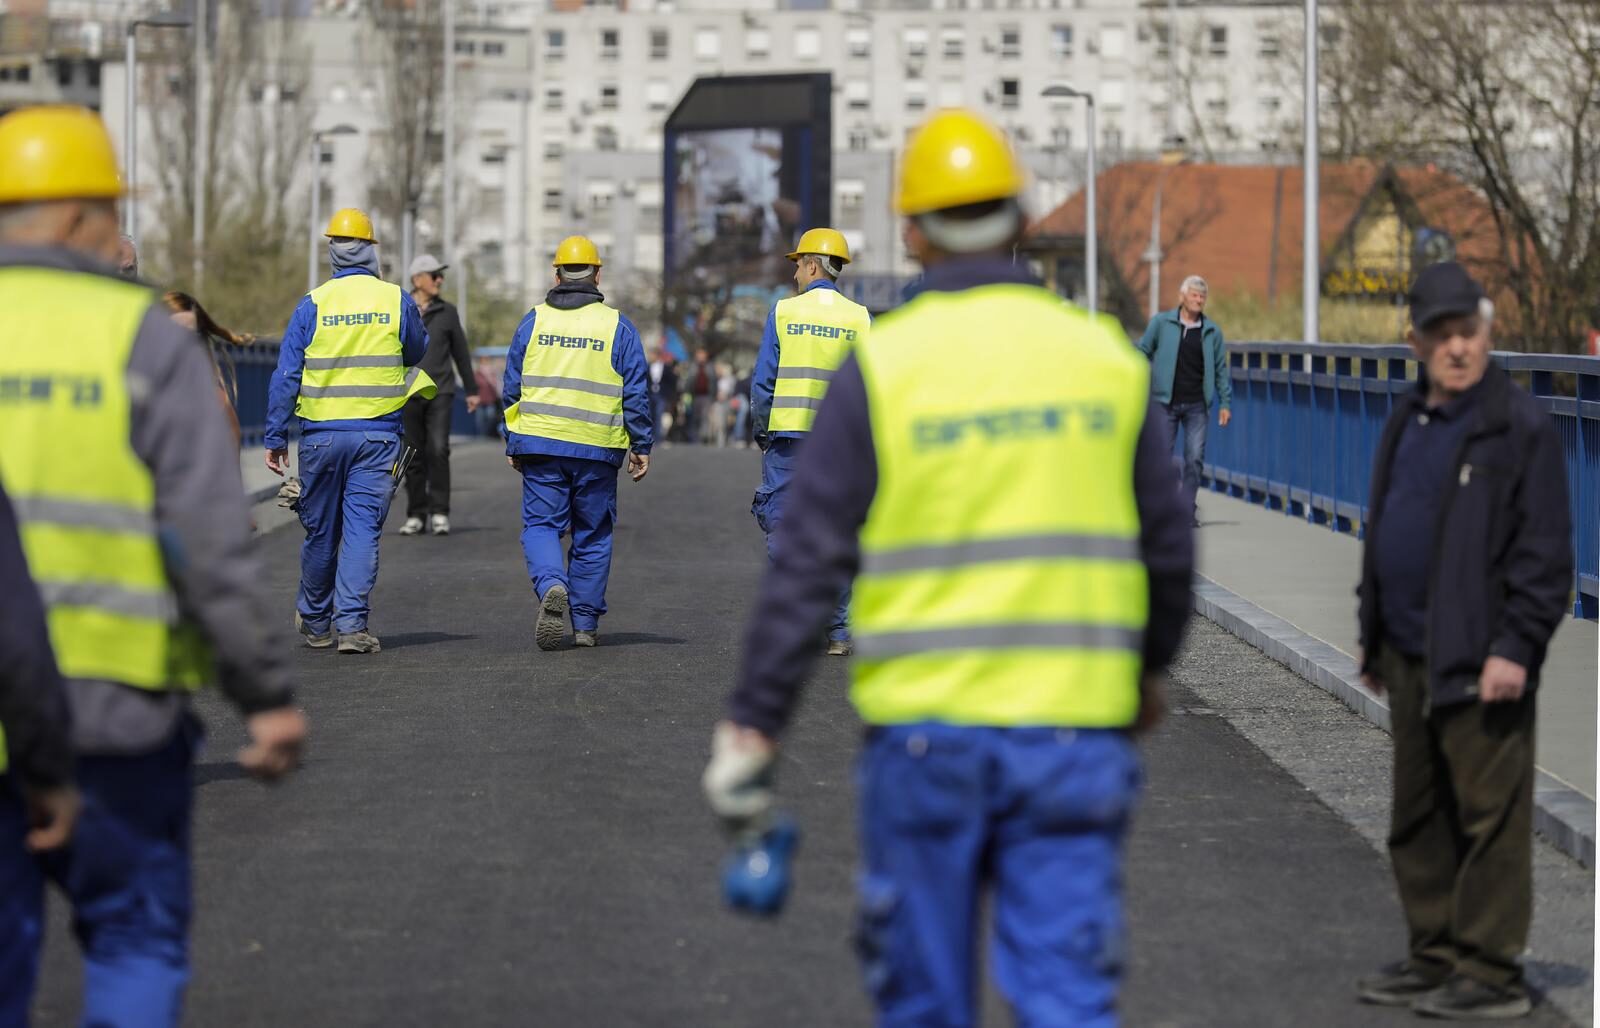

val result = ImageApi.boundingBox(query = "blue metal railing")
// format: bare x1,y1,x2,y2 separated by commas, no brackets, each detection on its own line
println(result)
1202,342,1600,619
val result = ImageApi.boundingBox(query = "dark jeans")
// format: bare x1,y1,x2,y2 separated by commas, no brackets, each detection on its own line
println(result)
1164,400,1208,510
1381,648,1534,990
403,392,455,517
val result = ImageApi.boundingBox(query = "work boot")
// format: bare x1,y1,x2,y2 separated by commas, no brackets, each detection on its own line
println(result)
295,612,332,649
398,517,424,536
574,630,598,648
827,639,852,657
337,630,382,654
1413,975,1533,1020
431,514,451,536
1357,960,1451,1007
536,584,569,651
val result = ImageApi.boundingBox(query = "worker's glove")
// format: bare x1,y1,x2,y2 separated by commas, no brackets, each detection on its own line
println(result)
702,721,779,836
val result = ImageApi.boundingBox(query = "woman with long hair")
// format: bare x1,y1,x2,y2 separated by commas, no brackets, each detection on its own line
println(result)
163,291,248,446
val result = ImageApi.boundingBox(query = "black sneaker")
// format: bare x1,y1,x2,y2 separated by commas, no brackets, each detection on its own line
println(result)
1357,960,1450,1006
536,584,569,651
1413,975,1532,1020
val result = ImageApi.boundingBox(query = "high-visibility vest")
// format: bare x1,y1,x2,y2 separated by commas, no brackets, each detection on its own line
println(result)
849,284,1151,729
295,275,434,422
0,267,212,771
505,301,630,450
769,287,871,434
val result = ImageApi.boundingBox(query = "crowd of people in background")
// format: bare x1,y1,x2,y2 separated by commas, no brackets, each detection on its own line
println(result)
648,346,755,447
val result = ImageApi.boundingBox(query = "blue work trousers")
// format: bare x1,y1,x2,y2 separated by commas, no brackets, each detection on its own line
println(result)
296,429,401,635
1164,401,1208,512
520,456,619,633
855,723,1141,1028
754,438,850,642
0,722,199,1028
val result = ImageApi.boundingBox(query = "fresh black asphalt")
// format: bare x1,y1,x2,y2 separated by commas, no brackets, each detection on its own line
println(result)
33,443,1573,1026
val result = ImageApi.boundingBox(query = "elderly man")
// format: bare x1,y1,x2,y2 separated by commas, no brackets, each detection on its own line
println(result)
0,103,304,1025
1355,263,1572,1020
1135,276,1232,526
398,254,479,538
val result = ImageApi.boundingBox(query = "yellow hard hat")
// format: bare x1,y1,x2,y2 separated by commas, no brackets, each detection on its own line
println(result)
786,227,851,265
552,235,603,268
896,108,1026,216
0,105,123,205
325,207,377,242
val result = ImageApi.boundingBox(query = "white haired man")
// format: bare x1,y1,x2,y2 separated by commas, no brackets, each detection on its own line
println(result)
1135,275,1232,526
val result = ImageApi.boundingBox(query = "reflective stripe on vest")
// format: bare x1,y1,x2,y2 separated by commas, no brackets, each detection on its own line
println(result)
505,302,629,450
0,265,213,772
770,288,871,433
849,284,1151,729
296,276,435,421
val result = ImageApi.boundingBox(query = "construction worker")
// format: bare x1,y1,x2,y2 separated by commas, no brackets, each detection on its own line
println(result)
750,227,871,657
503,236,653,650
0,104,305,1025
265,207,434,654
703,109,1194,1026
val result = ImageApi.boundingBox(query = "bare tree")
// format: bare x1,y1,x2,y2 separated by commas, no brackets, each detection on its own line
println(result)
364,0,445,257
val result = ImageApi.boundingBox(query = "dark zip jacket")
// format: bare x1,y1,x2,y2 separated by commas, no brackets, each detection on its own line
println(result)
1358,365,1573,707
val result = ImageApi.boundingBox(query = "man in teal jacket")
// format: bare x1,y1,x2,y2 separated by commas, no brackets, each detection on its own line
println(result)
1135,275,1232,525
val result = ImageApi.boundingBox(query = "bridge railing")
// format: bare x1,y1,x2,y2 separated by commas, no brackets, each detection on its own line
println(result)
1203,342,1599,618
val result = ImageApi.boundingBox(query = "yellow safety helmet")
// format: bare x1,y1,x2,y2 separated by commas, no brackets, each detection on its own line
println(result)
0,105,123,205
552,235,603,268
325,207,377,243
786,227,851,265
896,108,1026,216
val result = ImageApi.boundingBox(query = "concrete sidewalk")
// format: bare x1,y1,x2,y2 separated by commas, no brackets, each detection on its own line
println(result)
1195,492,1597,831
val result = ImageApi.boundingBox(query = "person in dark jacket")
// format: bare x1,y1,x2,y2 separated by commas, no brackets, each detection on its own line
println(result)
399,254,479,537
1354,262,1572,1021
1135,276,1232,526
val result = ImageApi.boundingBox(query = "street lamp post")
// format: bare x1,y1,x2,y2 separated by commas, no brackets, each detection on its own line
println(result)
307,125,360,294
443,0,456,268
123,9,192,242
1303,0,1320,344
1042,84,1096,318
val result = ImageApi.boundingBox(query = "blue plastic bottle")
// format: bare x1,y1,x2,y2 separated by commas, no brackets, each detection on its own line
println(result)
721,814,800,916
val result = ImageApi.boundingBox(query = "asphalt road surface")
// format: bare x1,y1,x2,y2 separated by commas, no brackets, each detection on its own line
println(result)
32,443,1578,1026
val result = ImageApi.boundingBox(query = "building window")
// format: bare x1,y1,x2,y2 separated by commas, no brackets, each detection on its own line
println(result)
320,148,335,165
839,179,865,212
1259,94,1281,116
904,27,928,58
999,78,1020,109
694,27,721,60
54,59,73,87
483,41,505,57
544,86,564,111
1208,25,1228,57
1321,24,1343,47
1000,27,1021,58
1259,31,1280,59
600,84,619,110
1101,79,1125,110
543,139,564,161
847,27,870,59
795,28,821,60
938,79,963,107
1100,25,1125,59
646,80,671,111
941,28,964,59
543,189,563,212
1050,124,1070,149
1207,96,1229,117
601,28,620,59
650,28,669,60
1151,23,1171,60
454,39,476,55
905,80,928,111
1051,24,1073,58
1103,126,1124,153
596,126,619,151
846,79,870,111
589,182,616,211
545,29,565,59
747,28,770,58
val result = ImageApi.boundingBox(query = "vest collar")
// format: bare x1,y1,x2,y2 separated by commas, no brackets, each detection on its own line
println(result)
917,255,1040,295
803,279,838,294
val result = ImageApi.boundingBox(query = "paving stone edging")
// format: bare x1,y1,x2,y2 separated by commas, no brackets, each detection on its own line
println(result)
1192,574,1596,869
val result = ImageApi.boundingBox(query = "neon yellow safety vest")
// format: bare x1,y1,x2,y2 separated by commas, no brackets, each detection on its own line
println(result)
849,284,1151,729
504,302,630,450
769,287,872,434
0,268,212,771
296,275,435,421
